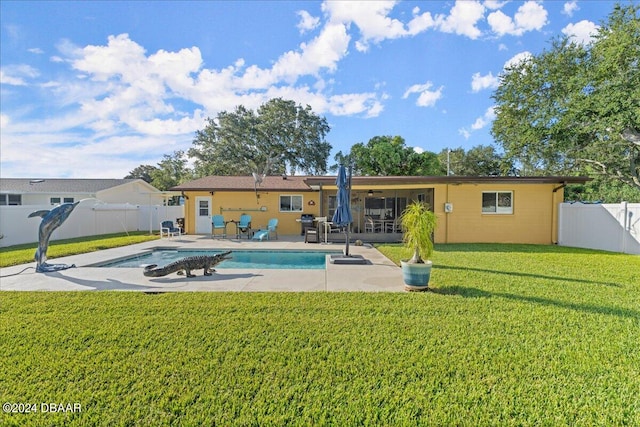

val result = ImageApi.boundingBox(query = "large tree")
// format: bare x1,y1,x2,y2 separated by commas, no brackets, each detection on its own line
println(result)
336,136,442,176
125,164,157,183
437,145,513,176
491,3,640,191
189,98,332,176
149,150,192,191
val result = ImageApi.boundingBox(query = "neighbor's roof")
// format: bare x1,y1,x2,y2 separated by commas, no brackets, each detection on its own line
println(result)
173,175,591,191
0,178,145,194
172,175,314,191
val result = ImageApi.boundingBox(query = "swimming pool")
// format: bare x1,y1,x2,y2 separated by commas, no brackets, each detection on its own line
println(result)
96,249,340,270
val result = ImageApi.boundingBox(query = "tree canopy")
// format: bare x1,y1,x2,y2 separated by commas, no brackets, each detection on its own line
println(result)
491,3,640,192
188,98,332,176
335,136,442,176
125,164,157,184
125,151,191,191
437,145,513,176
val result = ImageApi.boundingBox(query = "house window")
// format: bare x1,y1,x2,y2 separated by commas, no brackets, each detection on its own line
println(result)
482,191,513,214
50,197,61,205
64,197,74,203
199,200,209,216
0,194,22,205
280,195,303,212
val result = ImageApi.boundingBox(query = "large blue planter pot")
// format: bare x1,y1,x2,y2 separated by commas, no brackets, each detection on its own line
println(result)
401,260,432,291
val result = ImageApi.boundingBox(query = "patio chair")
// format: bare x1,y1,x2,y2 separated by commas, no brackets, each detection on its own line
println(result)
160,220,182,238
315,216,340,243
211,214,227,238
365,216,382,233
386,218,402,233
251,219,278,241
266,218,278,240
304,227,319,243
236,214,252,239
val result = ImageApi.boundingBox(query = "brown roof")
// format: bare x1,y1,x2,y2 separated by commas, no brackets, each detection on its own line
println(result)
172,175,314,191
173,175,591,192
304,175,592,186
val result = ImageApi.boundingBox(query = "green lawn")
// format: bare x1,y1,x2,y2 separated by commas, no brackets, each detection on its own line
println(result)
1,244,639,426
0,232,160,268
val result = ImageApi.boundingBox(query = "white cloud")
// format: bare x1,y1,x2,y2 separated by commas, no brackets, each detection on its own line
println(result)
459,106,496,140
271,22,350,80
435,0,485,39
321,1,437,52
403,82,444,107
1,23,393,178
296,10,320,34
471,72,500,92
459,128,471,139
562,1,579,17
471,52,530,96
514,1,548,31
504,51,533,69
325,93,384,117
484,1,508,10
488,1,548,36
0,64,39,85
322,1,408,52
471,106,496,130
28,47,44,54
407,7,436,35
562,20,599,45
0,127,189,178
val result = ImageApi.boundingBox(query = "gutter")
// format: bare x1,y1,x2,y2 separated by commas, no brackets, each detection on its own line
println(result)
552,181,568,193
551,181,567,244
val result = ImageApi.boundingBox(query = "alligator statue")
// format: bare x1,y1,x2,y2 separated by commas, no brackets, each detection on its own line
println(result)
143,251,232,278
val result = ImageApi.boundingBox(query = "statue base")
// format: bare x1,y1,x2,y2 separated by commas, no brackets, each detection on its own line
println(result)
36,263,77,273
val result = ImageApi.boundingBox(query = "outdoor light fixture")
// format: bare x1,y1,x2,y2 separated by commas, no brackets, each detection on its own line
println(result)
367,190,373,196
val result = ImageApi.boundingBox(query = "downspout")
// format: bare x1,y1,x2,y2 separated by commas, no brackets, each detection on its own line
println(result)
552,182,567,244
445,183,450,243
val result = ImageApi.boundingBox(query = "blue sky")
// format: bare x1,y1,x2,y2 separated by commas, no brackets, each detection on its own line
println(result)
0,1,617,178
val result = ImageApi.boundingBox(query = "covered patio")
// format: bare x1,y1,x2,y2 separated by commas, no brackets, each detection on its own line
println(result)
305,176,435,243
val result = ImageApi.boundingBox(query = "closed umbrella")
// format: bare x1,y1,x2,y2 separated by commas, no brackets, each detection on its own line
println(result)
332,164,353,256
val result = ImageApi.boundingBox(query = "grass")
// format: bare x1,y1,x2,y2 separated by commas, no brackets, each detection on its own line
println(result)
1,244,639,426
0,232,160,268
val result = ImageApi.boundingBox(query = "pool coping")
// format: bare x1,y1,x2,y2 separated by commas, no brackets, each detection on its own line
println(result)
89,247,344,269
0,235,405,292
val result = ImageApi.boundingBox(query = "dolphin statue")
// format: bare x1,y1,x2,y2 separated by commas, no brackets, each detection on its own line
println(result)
28,201,80,272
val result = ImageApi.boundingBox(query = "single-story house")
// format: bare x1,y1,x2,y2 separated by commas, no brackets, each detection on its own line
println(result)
172,175,590,244
0,178,167,206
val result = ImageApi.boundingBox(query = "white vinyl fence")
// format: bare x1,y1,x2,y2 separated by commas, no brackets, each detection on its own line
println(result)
558,202,640,254
0,203,184,248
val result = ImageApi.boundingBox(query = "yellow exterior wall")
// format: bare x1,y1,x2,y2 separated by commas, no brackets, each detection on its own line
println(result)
437,183,563,244
183,190,320,236
182,182,564,243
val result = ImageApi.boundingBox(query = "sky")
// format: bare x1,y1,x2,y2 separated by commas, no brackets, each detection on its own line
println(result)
0,0,619,179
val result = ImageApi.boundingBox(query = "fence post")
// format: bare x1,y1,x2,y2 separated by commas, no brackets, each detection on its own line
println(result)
621,201,628,253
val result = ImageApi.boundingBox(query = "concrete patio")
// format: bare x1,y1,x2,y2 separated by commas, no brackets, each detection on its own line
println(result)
0,235,405,292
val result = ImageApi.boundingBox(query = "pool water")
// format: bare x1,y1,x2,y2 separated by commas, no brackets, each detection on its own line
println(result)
98,249,339,270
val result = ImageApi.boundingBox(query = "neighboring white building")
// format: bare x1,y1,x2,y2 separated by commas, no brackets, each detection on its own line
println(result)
0,178,166,206
0,178,183,247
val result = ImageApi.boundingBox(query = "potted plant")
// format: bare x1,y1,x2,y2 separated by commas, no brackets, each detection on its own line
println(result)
400,201,438,291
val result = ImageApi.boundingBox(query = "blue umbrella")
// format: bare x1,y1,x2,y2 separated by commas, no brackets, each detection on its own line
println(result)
332,164,353,255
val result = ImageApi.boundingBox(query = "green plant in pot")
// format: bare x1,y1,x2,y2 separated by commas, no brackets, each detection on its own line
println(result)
400,201,438,291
